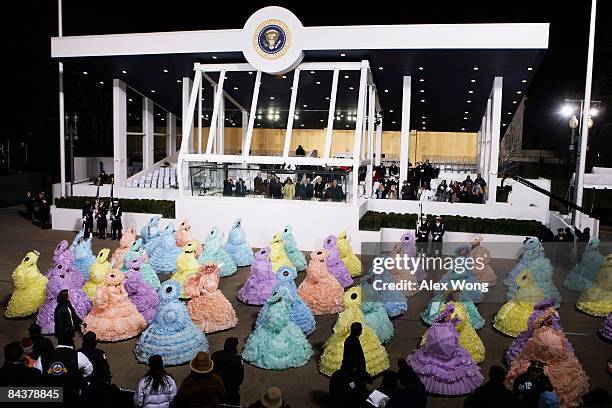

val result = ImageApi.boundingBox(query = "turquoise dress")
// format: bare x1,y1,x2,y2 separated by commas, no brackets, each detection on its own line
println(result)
121,238,161,290
198,227,237,277
564,238,605,292
146,225,181,275
70,230,96,280
506,256,561,307
223,218,254,267
140,216,162,244
242,287,313,370
421,292,485,330
361,268,407,317
282,225,307,272
437,246,484,304
504,237,544,287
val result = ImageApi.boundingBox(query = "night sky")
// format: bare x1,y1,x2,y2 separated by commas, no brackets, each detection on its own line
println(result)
2,0,611,178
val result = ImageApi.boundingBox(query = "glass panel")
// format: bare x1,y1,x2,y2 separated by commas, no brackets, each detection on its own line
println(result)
196,76,214,153
153,104,168,163
126,134,143,177
331,70,360,159
126,89,142,133
176,118,182,152
221,71,255,155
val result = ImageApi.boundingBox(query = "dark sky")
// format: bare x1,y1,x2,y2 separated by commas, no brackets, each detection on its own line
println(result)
2,0,611,176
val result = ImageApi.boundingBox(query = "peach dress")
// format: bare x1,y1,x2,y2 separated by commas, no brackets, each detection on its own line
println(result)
298,249,344,315
175,219,203,257
470,238,497,286
110,226,137,269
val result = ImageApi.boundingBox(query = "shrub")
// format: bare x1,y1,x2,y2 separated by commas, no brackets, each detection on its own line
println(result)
55,196,175,218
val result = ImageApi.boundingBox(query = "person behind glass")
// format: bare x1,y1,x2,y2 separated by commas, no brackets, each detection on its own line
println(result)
431,216,445,257
110,200,123,240
400,180,412,200
282,177,295,200
270,176,283,199
375,182,386,199
387,184,398,200
55,289,84,346
254,172,264,195
79,332,112,406
295,176,307,200
27,323,54,360
512,361,553,408
0,341,42,386
134,355,177,408
313,176,324,200
82,200,94,239
176,352,225,407
38,191,51,229
435,181,448,202
96,201,108,239
332,179,345,202
223,177,235,196
235,178,247,197
211,337,244,406
422,160,433,188
24,191,35,220
304,177,314,200
295,144,306,157
416,215,430,256
329,358,369,407
389,161,399,176
459,185,471,203
471,182,484,204
474,173,487,194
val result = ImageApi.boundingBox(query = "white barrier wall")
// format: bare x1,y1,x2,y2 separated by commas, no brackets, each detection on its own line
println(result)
70,183,180,200
51,207,175,233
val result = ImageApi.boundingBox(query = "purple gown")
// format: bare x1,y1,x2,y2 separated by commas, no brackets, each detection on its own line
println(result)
237,247,276,305
36,260,91,334
398,232,427,281
600,312,612,341
50,240,85,287
322,235,353,288
407,303,483,396
124,257,159,323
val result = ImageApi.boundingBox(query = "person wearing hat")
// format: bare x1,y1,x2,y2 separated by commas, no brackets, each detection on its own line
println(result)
134,355,177,408
511,361,553,408
0,341,42,386
110,199,123,240
96,200,109,239
20,338,36,367
463,365,515,408
175,352,225,408
78,332,112,406
431,216,445,257
27,323,54,359
82,200,94,239
211,337,244,406
248,386,291,408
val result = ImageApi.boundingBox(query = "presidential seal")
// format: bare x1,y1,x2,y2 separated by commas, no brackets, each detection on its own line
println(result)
254,19,291,59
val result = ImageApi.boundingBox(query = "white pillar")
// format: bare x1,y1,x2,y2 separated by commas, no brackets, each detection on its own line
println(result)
217,94,225,154
352,62,368,203
167,113,176,155
483,100,492,182
375,116,382,166
112,79,127,187
241,111,248,156
487,77,503,204
399,76,412,183
143,97,154,170
182,77,194,154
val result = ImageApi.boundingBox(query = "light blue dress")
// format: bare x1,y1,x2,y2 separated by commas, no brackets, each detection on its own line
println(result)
70,230,96,280
146,225,181,274
223,218,254,267
198,227,237,277
242,287,313,370
134,280,208,366
564,238,605,292
121,238,161,290
361,267,407,318
437,245,484,304
504,237,544,287
282,225,307,272
140,216,162,244
421,292,485,330
256,266,316,335
506,256,561,307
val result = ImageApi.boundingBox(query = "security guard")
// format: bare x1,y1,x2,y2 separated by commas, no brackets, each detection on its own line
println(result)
416,214,430,256
431,216,445,257
110,200,123,240
96,202,108,240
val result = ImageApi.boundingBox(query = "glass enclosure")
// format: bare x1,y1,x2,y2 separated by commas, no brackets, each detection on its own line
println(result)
126,87,143,177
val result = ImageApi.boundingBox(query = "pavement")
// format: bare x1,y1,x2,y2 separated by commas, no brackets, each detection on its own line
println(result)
0,206,610,407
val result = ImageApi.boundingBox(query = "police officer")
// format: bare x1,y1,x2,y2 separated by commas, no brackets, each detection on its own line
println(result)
416,214,430,256
96,202,108,240
431,216,445,257
110,200,123,240
82,201,94,239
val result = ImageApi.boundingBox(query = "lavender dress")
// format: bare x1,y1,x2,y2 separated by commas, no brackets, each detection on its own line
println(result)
51,240,85,287
322,235,353,288
237,247,277,305
124,257,159,323
398,232,427,281
408,303,483,396
600,312,612,341
36,260,92,334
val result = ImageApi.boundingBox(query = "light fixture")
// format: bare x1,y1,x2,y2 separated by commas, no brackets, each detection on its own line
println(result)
464,111,468,114
344,75,349,79
82,71,88,75
177,79,181,83
336,116,341,120
257,123,261,126
392,121,396,124
384,89,389,93
316,81,321,85
467,100,471,103
421,116,426,119
502,123,507,126
303,104,308,108
420,99,425,103
267,114,273,120
310,70,315,74
468,90,474,94
341,53,346,57
389,109,394,113
420,89,424,93
300,124,304,127
516,91,522,94
257,115,262,120
471,79,476,83
233,86,238,90
150,89,155,93
274,114,280,121
128,98,133,102
212,55,217,59
320,119,324,122
346,124,349,128
161,118,165,121
325,96,330,100
224,76,228,79
249,71,253,75
473,66,479,71
590,107,599,116
522,79,527,83
418,66,424,70
419,78,424,82
349,87,354,90
464,117,467,120
527,67,533,71
270,96,275,100
508,112,512,115
163,69,168,73
513,101,517,104
378,66,383,70
422,126,426,130
561,105,574,117
422,121,426,125
462,128,465,131
99,81,104,85
121,70,127,74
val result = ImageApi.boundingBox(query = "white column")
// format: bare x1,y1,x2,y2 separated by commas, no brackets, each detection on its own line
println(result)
167,113,176,155
112,79,127,187
487,77,503,204
483,101,491,182
241,111,248,155
352,62,368,203
375,117,382,166
217,94,225,154
182,77,194,154
399,76,412,183
143,97,154,170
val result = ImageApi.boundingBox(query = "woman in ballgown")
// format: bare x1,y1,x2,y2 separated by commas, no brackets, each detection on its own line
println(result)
506,299,574,365
223,218,254,267
421,289,485,330
408,303,483,396
121,238,161,290
237,247,277,305
470,236,497,286
83,269,147,341
71,230,96,280
256,266,316,336
576,254,612,317
171,242,201,293
494,270,545,337
83,249,112,300
387,232,426,297
140,216,162,244
319,287,390,377
134,280,209,365
124,256,159,323
437,245,484,304
361,266,407,318
51,240,85,286
600,312,612,341
337,230,362,278
110,226,136,269
5,251,48,318
298,249,344,315
504,319,589,408
185,263,238,333
147,224,181,275
37,260,91,334
198,227,237,277
175,218,203,257
242,287,313,370
322,235,353,288
564,238,605,292
359,270,394,344
282,225,307,272
504,237,544,287
270,233,294,272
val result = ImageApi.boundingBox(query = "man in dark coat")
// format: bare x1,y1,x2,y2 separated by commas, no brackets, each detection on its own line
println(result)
96,202,108,239
211,337,244,406
110,200,123,240
176,352,225,408
54,289,83,346
328,358,368,407
464,365,516,408
431,217,445,257
0,342,42,386
38,191,51,229
575,227,590,263
295,145,306,156
416,215,430,256
254,172,264,195
343,322,370,383
78,332,112,407
512,361,553,408
331,180,345,202
27,323,54,359
82,201,94,239
24,191,35,220
304,177,314,200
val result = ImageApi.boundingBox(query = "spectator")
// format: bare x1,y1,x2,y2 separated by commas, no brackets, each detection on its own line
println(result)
295,145,306,156
175,352,225,408
27,323,54,359
254,172,264,195
24,191,35,220
512,361,553,408
20,338,36,367
538,391,559,408
463,175,474,192
282,177,295,200
0,341,42,386
211,337,244,406
329,359,369,407
79,332,111,385
459,185,471,203
270,176,283,199
235,178,247,197
400,180,412,200
582,387,611,408
332,180,345,202
54,289,83,345
38,191,51,229
387,359,426,408
343,322,370,382
295,176,307,200
472,182,484,203
134,355,177,408
375,183,386,199
304,177,314,200
435,181,448,202
418,186,434,201
474,173,487,191
323,182,333,201
313,176,324,199
450,181,461,203
463,365,516,408
223,177,234,196
389,162,399,176
387,184,398,200
249,386,290,408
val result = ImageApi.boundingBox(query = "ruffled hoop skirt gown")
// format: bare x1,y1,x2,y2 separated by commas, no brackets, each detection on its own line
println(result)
83,270,147,341
494,271,545,337
386,241,423,298
297,250,345,315
337,231,362,278
361,300,394,344
507,257,561,308
319,287,389,377
323,235,353,288
175,219,203,258
576,256,612,317
110,226,136,269
51,240,86,287
185,264,238,333
140,216,161,244
135,280,208,365
172,244,201,297
198,228,237,277
124,259,160,323
5,251,48,318
600,312,612,341
270,234,294,272
121,239,161,290
470,243,497,286
223,218,254,267
361,268,407,317
282,226,307,272
237,247,277,305
242,288,313,370
504,238,544,287
421,293,485,330
83,249,112,300
71,231,96,280
147,227,181,275
563,239,604,292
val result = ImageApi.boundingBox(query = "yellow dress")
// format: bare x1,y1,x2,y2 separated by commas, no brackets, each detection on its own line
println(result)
5,251,48,318
420,302,485,363
84,249,112,300
337,230,362,278
270,233,294,272
493,270,544,337
319,287,390,377
577,254,612,317
171,242,200,298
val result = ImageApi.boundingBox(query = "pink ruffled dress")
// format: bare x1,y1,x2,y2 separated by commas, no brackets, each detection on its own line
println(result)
110,226,137,269
298,249,344,315
470,238,497,286
175,219,203,257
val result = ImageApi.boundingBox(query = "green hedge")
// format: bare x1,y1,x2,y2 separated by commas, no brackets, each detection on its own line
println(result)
55,196,175,218
359,210,543,236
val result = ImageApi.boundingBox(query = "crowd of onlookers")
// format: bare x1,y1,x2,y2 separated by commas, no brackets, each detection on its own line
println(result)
23,190,51,229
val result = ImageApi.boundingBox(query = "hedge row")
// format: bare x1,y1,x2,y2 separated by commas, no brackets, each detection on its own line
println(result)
359,210,543,236
55,196,175,219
